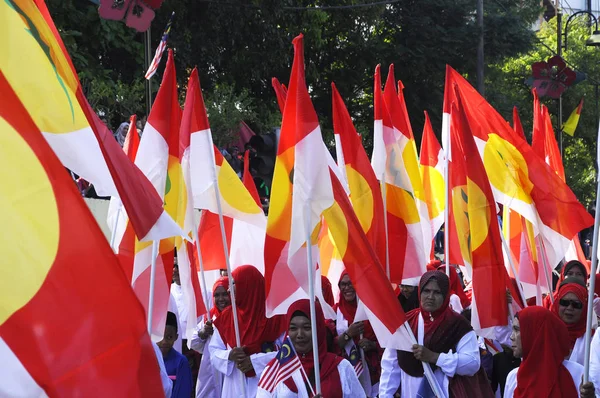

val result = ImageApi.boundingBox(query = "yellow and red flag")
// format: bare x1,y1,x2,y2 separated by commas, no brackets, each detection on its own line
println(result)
331,82,386,265
419,111,446,257
531,95,588,267
449,96,510,337
562,98,584,136
372,65,429,284
444,66,593,270
2,0,181,242
0,72,163,396
264,34,335,317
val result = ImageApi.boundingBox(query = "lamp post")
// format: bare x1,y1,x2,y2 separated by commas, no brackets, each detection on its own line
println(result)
557,8,600,155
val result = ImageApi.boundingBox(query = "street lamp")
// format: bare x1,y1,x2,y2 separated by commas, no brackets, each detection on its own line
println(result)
563,10,600,50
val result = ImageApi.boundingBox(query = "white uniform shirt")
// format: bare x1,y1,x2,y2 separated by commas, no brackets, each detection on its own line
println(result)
256,359,366,398
503,360,584,398
189,317,222,398
590,330,600,396
379,314,480,398
209,326,279,398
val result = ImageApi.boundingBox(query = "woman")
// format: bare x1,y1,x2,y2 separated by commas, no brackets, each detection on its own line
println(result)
257,299,365,397
550,279,588,365
543,260,588,308
437,264,470,313
209,265,286,397
504,306,583,397
189,276,231,398
335,271,383,397
379,271,491,398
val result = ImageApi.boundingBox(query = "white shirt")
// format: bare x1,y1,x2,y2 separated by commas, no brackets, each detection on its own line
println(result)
256,359,366,398
503,360,583,398
449,294,464,314
336,307,374,397
189,317,222,398
209,326,279,398
379,314,480,398
569,335,586,366
590,330,600,396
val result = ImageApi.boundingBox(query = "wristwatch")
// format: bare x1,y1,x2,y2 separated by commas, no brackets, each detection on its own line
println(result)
343,332,350,342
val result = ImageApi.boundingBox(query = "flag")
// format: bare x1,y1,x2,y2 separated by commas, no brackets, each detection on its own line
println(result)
2,0,181,242
257,335,303,393
444,66,593,271
264,34,335,317
145,12,175,80
448,94,510,337
189,79,266,230
124,114,140,162
332,82,386,265
531,94,587,266
272,77,288,115
419,111,446,254
347,344,364,377
0,71,163,397
512,106,526,140
372,64,429,284
126,50,182,342
562,98,584,136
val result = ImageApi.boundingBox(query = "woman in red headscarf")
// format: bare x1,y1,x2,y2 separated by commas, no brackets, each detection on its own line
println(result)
210,265,286,397
550,279,589,366
257,299,365,397
380,270,492,398
190,276,230,398
335,271,383,397
437,264,470,312
543,260,588,309
504,306,583,397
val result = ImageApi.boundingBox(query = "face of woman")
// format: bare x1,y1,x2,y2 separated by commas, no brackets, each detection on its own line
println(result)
558,292,583,324
289,315,312,355
565,266,586,283
339,274,356,302
420,279,444,312
214,286,231,311
400,284,415,299
510,317,523,358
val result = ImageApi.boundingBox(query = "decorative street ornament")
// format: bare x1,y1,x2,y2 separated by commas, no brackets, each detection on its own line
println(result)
98,0,164,32
529,55,576,99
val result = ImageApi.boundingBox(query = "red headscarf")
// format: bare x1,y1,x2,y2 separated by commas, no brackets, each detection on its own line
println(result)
514,306,578,398
321,275,335,307
335,271,376,340
437,264,470,308
283,300,343,397
427,260,441,271
208,276,230,320
398,271,472,377
213,265,286,376
550,282,588,348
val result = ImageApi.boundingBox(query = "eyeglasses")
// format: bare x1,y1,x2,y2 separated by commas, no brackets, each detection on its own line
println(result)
339,282,353,290
559,299,583,309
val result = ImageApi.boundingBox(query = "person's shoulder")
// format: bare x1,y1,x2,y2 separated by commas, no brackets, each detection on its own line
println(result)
563,359,584,377
170,349,189,366
506,366,519,384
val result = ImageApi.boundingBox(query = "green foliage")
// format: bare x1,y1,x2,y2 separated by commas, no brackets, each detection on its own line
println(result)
487,17,600,206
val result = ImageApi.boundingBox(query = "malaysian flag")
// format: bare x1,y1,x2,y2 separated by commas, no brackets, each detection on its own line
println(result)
348,344,364,377
144,12,175,80
257,335,303,393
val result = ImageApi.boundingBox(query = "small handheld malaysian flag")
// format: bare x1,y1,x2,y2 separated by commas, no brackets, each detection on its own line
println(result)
257,335,304,393
144,12,175,80
348,344,364,377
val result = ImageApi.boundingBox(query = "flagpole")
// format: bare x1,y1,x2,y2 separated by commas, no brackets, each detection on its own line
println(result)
381,173,391,280
583,120,600,384
288,334,316,396
191,211,211,320
109,205,121,251
537,235,555,304
213,177,247,397
402,322,446,398
147,240,159,334
499,228,529,308
443,115,451,276
304,202,322,395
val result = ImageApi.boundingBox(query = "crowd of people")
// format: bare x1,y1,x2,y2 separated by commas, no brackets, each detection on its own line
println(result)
151,258,600,398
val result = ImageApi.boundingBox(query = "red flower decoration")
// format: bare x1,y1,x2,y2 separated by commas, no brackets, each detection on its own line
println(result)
98,0,165,32
530,55,576,99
